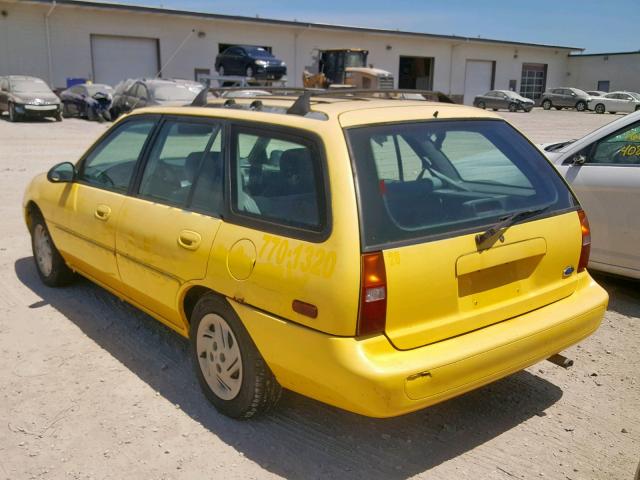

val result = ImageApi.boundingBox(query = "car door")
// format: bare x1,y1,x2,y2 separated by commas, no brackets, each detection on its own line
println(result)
52,115,159,287
556,120,640,277
115,116,224,330
617,93,635,113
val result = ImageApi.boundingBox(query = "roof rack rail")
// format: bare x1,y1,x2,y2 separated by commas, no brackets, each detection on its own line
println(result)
190,86,456,116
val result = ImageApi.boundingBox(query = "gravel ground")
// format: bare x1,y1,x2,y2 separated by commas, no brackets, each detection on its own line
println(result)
0,108,638,480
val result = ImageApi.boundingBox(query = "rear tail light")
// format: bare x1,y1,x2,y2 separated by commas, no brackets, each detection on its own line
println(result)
357,252,387,336
578,209,591,272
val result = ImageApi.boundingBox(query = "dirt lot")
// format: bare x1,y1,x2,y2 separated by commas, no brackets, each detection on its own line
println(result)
0,109,638,480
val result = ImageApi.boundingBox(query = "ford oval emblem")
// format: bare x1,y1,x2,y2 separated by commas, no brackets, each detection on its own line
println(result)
562,266,575,278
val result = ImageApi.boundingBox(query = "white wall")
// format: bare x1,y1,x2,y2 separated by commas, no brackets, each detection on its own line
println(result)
0,1,572,99
568,54,640,92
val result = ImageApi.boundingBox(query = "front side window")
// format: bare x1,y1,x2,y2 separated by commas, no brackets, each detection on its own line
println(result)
231,128,326,232
347,120,577,249
79,118,156,192
139,120,222,209
589,122,640,166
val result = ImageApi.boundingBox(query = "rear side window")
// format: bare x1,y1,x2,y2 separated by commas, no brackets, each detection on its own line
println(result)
347,120,577,249
230,127,327,236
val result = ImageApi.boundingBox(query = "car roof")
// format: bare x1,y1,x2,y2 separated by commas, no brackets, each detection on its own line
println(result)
129,95,501,127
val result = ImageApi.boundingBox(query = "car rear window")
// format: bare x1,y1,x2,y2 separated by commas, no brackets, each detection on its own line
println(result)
347,119,578,250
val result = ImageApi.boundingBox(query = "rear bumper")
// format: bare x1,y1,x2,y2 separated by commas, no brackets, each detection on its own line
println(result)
233,273,607,418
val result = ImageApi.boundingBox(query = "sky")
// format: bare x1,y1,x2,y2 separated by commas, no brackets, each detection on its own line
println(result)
110,0,639,53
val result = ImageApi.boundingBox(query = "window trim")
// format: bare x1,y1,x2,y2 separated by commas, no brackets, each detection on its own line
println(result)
130,115,226,215
75,114,161,194
225,121,332,243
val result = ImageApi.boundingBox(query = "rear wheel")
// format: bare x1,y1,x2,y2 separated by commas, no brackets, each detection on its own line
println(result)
542,99,552,110
190,293,282,419
30,211,75,287
595,103,605,114
508,102,518,112
575,101,587,112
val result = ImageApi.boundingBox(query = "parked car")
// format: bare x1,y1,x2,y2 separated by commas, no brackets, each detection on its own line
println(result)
586,90,608,97
542,110,640,278
215,46,287,80
23,90,607,419
588,91,640,114
540,87,591,111
0,75,62,122
110,78,204,118
473,90,534,112
59,83,114,122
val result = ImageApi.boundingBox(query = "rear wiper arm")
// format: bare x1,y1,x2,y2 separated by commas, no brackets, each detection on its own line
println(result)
475,206,550,247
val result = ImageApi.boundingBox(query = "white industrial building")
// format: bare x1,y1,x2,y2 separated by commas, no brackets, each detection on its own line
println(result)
2,0,632,104
568,51,640,93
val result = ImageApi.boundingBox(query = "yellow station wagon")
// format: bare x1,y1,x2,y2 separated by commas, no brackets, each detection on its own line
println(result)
23,89,608,419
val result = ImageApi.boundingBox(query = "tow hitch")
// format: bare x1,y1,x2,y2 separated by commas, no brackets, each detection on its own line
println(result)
547,353,574,369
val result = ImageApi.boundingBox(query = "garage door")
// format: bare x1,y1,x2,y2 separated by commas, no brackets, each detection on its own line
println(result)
91,35,159,86
463,60,494,105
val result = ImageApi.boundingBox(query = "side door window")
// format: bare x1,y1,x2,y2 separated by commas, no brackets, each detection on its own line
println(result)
138,118,222,210
78,117,157,192
230,126,328,235
589,122,640,165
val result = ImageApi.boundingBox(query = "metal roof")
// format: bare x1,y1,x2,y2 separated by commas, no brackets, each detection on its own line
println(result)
569,50,640,57
23,0,584,52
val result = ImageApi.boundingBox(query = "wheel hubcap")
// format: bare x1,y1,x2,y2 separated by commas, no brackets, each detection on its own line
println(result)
247,67,253,77
197,313,242,400
33,224,53,277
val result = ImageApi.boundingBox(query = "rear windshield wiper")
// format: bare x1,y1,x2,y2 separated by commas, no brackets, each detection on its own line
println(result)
475,206,550,247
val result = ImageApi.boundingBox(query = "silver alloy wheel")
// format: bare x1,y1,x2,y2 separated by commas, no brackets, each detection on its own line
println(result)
197,313,243,400
33,224,53,277
246,66,254,78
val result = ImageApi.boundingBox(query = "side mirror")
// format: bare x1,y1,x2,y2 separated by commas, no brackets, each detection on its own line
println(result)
571,153,587,166
47,162,76,183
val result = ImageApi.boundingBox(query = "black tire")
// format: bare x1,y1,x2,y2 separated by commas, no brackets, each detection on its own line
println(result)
636,105,640,111
109,107,120,120
30,210,75,287
477,101,486,109
595,103,605,114
492,108,498,111
555,106,563,110
54,111,62,122
508,102,518,112
610,111,617,115
87,107,98,122
190,293,282,419
8,102,19,122
524,106,533,113
575,101,587,112
542,99,552,110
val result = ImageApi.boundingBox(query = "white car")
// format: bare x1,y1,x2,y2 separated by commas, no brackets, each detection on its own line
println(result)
542,110,640,279
588,91,640,114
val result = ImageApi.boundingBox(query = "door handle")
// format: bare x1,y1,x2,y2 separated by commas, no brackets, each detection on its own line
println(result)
178,230,202,250
94,204,112,221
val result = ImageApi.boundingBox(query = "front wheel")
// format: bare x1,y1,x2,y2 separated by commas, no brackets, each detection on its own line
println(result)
218,65,225,76
575,101,587,112
477,101,486,109
508,102,518,112
542,99,552,110
30,211,75,287
54,111,62,122
190,293,282,419
245,66,254,78
555,106,563,110
595,103,605,114
8,102,19,122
